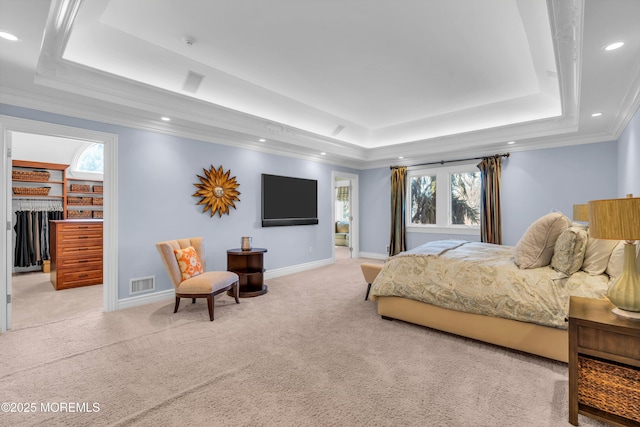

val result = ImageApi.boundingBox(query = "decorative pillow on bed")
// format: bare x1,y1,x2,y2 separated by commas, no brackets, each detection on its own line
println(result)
581,237,619,275
606,241,640,279
514,212,571,269
174,246,203,282
550,225,588,275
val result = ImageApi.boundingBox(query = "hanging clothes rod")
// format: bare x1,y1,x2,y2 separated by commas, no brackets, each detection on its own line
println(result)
14,199,63,211
390,152,510,169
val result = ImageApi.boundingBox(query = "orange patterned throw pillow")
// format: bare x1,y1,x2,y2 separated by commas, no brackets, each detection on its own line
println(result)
174,246,203,281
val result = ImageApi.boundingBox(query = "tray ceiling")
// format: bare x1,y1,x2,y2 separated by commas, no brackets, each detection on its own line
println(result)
0,0,639,168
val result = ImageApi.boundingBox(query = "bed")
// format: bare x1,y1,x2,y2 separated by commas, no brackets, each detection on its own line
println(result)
367,216,620,363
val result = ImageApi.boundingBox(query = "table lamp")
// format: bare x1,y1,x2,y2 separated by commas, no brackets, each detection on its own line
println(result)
572,204,589,222
588,194,640,318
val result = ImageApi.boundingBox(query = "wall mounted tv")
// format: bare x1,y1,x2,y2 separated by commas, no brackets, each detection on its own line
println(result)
261,174,318,227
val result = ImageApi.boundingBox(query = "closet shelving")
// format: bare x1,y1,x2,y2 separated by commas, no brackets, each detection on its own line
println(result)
12,160,68,272
12,160,68,211
66,177,103,219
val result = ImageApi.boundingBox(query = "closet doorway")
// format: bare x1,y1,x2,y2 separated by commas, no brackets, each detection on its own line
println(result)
332,171,359,260
13,133,103,329
1,116,118,333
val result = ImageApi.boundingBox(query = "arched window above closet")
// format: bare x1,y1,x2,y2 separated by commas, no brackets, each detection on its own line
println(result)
73,143,104,174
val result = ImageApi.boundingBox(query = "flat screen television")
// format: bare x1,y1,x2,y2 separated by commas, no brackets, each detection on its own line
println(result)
261,174,318,227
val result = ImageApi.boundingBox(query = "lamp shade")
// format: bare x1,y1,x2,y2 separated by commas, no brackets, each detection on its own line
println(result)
572,204,589,222
588,196,640,240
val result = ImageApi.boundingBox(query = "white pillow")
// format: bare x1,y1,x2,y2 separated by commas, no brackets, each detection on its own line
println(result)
514,212,571,269
581,237,619,275
606,241,640,279
551,225,588,275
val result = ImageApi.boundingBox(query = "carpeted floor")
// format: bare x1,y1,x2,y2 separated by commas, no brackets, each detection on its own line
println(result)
10,271,103,330
0,254,604,426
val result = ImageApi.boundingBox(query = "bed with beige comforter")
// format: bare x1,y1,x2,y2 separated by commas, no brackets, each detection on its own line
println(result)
369,240,612,362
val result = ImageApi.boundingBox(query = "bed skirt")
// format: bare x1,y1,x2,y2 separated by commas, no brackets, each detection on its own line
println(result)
377,296,568,363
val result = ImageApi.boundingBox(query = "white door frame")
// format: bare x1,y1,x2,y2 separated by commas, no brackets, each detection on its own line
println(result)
331,171,359,259
0,116,118,333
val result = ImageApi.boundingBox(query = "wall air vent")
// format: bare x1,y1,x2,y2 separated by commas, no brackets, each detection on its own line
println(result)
130,276,155,294
183,71,204,94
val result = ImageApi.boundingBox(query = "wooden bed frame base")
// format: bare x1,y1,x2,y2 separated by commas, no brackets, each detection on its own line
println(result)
377,296,568,363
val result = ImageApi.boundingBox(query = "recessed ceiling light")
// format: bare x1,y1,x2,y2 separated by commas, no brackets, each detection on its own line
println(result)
398,156,404,159
507,141,515,145
161,116,171,121
259,138,266,142
320,152,326,156
0,31,19,41
604,41,624,51
591,112,603,117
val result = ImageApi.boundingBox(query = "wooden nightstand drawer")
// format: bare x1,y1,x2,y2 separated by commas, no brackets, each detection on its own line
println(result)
578,326,640,360
578,356,640,423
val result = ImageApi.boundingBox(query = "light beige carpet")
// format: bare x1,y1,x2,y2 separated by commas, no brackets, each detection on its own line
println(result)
10,271,103,330
0,256,604,426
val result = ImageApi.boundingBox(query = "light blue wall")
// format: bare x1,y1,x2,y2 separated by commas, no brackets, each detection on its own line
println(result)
359,168,390,255
359,140,619,253
1,104,357,298
501,141,617,245
617,106,640,196
118,128,352,297
3,102,637,296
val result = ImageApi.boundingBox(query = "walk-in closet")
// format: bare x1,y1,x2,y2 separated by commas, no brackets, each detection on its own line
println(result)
9,132,104,329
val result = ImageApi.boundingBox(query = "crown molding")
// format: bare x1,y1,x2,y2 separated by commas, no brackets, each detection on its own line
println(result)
608,55,640,138
3,0,635,172
0,86,367,169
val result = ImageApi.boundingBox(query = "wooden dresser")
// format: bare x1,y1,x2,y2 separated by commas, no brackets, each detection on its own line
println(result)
50,219,103,290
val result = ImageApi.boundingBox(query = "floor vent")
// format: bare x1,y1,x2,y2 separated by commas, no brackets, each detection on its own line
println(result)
130,276,155,294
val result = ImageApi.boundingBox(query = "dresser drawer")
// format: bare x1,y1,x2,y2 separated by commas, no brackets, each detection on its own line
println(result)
56,271,103,289
57,257,102,270
55,229,102,242
59,269,103,284
55,237,102,250
56,245,102,258
55,222,102,233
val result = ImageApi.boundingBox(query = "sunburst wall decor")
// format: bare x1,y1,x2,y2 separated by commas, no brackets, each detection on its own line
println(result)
193,165,241,217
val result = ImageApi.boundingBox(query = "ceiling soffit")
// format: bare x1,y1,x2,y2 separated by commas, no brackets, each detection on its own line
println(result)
28,0,584,168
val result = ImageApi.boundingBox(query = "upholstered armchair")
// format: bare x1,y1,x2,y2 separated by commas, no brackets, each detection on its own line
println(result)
335,221,350,246
156,237,239,321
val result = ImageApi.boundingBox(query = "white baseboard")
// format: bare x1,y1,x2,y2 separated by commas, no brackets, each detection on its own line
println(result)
359,252,387,260
116,258,336,309
264,257,334,279
117,288,174,310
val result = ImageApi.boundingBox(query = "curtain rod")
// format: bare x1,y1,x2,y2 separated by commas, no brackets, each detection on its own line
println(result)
390,153,509,170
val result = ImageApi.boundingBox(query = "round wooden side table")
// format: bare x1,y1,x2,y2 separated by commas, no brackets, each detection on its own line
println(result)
226,248,268,297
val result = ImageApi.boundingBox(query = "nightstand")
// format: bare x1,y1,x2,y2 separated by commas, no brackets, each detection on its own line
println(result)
568,296,640,426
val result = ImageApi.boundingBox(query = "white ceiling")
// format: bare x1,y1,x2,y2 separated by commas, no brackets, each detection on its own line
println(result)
0,0,639,168
11,131,90,165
